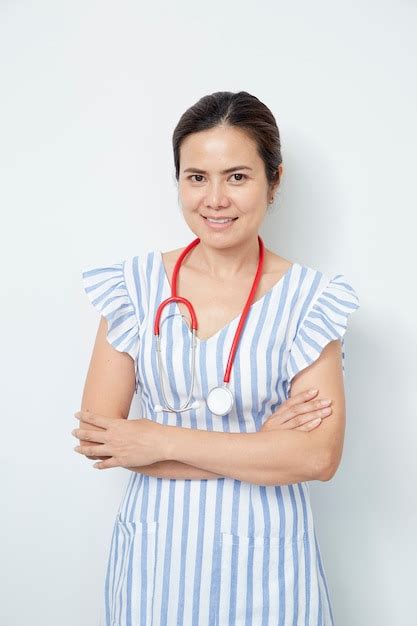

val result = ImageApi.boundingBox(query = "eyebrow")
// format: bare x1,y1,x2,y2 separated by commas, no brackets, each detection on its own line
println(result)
183,165,253,174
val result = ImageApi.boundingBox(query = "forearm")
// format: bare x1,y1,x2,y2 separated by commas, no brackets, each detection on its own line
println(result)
77,420,223,478
164,426,326,486
130,460,225,480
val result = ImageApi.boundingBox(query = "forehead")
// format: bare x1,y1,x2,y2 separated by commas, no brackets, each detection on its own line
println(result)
179,125,261,169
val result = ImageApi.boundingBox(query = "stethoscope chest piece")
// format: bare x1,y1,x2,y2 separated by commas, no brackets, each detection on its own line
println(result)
206,385,234,416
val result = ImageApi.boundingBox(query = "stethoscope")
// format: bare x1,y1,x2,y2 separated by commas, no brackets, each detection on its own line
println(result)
153,235,265,416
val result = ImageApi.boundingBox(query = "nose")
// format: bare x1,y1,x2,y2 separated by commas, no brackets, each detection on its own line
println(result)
204,181,231,209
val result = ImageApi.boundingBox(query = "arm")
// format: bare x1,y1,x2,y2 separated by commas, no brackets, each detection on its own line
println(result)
79,316,136,457
289,339,346,481
163,340,345,486
129,461,225,480
79,316,223,479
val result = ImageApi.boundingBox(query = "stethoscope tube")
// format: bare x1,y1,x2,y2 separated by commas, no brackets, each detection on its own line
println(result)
153,236,265,415
154,292,200,413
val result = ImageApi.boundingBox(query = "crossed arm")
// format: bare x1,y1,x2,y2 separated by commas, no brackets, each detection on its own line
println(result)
79,317,346,485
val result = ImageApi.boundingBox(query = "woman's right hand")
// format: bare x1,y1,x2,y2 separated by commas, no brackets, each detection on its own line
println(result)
260,389,332,432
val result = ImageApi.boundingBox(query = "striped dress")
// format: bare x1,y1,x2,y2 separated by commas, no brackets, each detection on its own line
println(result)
81,248,360,626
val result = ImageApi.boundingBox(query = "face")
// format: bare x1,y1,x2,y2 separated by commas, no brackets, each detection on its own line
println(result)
177,125,282,248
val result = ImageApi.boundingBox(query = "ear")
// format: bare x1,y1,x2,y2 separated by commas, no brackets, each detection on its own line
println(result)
276,164,283,185
270,164,283,195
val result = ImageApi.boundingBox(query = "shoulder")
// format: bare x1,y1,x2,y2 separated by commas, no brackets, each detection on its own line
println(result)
262,248,294,276
161,246,185,259
291,260,359,302
285,261,361,388
160,246,187,272
84,251,156,306
264,247,324,276
263,249,329,294
285,260,361,333
117,248,161,279
262,250,361,324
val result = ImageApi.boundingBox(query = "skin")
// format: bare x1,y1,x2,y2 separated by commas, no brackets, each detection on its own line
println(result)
74,124,346,483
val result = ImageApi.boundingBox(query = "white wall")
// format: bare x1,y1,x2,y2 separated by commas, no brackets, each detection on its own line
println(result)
1,1,416,624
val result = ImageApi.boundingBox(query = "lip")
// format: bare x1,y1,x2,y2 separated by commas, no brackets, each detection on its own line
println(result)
202,215,238,220
201,215,238,231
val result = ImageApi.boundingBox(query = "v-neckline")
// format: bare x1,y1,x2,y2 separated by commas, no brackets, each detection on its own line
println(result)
156,249,296,345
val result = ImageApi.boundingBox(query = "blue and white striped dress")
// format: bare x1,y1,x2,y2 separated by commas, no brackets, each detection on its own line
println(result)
82,248,360,626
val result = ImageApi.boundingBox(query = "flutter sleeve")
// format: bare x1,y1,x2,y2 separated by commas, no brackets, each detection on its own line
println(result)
285,273,361,392
81,260,141,392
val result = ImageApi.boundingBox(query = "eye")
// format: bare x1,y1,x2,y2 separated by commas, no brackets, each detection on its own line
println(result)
187,173,248,183
230,173,247,182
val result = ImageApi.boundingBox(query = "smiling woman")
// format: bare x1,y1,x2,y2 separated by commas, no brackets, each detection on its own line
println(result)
79,90,360,626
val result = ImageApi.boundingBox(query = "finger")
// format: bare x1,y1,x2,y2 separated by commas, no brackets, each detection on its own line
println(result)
285,407,332,429
295,418,322,431
92,457,119,470
281,398,332,423
284,388,319,407
71,428,106,443
74,444,110,457
74,410,111,429
269,390,322,423
79,418,106,432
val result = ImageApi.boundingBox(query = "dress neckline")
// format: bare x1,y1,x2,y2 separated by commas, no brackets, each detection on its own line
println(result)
156,249,296,344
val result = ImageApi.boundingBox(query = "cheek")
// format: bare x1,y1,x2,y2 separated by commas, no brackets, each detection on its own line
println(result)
178,187,202,210
237,189,267,215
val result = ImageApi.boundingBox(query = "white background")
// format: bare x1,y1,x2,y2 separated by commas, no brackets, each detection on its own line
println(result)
1,1,416,624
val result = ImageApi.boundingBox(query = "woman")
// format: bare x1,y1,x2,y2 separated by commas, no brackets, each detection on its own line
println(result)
74,91,360,625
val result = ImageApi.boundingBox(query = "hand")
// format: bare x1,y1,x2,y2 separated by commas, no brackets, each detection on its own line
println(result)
71,410,168,469
75,420,111,461
260,389,332,432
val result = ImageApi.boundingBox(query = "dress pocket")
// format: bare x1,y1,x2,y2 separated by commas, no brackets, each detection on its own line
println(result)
110,514,159,626
217,529,306,625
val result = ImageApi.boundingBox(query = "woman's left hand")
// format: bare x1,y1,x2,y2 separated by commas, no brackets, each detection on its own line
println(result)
72,410,169,470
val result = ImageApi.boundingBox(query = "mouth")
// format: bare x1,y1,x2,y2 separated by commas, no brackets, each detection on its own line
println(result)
201,215,239,230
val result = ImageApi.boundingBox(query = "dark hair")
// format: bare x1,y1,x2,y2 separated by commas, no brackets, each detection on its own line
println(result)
172,91,282,189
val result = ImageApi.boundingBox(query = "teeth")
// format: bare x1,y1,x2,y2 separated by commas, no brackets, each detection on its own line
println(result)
206,217,234,223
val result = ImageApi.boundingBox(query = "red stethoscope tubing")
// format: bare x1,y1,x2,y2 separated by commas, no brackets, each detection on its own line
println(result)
153,235,265,384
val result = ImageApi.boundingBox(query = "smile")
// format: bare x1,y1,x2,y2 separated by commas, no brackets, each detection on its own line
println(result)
202,215,239,229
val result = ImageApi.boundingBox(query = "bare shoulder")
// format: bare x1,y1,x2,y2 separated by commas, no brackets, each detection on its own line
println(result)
161,246,186,259
263,248,295,276
160,246,186,271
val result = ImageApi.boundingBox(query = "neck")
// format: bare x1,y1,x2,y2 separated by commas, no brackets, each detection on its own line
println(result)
190,236,261,280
